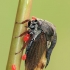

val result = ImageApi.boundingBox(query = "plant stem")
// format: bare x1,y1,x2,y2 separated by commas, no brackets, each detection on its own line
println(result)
6,0,32,70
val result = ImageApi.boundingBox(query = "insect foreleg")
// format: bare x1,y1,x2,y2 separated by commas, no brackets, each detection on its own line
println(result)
16,19,31,24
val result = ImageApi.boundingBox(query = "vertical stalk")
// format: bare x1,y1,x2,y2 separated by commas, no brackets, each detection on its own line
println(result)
6,0,32,70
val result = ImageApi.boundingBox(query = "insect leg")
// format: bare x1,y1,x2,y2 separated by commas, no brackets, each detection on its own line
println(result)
15,34,33,55
16,19,31,24
15,31,29,38
15,37,31,54
15,43,26,54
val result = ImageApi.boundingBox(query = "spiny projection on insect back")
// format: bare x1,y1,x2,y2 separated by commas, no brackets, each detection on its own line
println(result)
15,16,57,70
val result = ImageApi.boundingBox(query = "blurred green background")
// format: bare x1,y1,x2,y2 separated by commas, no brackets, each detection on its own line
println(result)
0,0,70,70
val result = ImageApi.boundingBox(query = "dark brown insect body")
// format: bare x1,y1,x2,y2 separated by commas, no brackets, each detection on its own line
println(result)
16,17,57,70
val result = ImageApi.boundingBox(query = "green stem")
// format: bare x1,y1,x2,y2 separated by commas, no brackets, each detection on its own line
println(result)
6,0,32,70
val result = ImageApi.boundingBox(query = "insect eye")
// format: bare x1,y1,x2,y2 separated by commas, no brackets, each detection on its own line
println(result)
34,19,37,22
28,21,31,27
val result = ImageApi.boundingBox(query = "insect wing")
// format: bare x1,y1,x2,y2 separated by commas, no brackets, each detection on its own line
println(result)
25,32,47,70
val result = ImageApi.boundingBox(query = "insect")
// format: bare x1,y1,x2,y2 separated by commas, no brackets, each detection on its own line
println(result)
15,17,57,70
